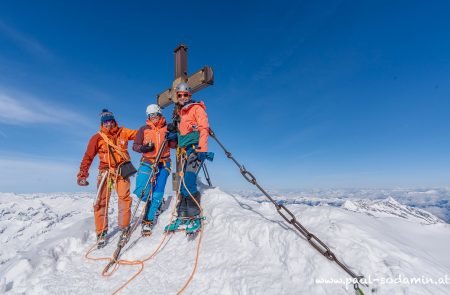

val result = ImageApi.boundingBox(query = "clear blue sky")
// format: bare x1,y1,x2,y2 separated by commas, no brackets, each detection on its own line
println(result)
0,0,449,193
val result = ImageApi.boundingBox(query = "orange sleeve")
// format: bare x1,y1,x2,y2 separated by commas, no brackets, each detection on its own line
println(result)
194,105,209,152
78,134,100,179
123,127,138,140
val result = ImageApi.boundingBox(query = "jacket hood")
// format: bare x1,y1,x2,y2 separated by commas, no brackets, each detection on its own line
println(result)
180,101,206,113
146,116,167,129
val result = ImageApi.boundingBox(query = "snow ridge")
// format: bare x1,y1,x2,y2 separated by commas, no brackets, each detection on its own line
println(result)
341,197,445,224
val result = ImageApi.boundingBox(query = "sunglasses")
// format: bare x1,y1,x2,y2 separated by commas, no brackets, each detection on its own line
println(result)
148,113,161,118
177,93,190,98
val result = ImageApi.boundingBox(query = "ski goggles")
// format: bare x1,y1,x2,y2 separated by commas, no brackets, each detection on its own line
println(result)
177,92,191,98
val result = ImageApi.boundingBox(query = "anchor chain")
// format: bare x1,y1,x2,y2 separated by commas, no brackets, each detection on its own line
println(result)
209,129,366,294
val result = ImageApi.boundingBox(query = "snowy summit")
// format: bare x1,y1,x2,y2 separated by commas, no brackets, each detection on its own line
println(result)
1,187,449,294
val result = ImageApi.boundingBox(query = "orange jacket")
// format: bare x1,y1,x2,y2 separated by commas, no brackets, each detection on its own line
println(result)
133,117,175,163
178,101,209,152
78,125,137,179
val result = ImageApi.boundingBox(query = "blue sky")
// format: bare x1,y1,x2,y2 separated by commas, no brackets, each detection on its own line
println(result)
0,0,449,193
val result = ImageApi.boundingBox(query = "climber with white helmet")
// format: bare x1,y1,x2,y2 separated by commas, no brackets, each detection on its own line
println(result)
132,104,177,236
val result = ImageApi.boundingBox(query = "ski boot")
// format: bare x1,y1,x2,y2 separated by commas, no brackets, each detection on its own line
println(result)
97,231,107,249
117,229,129,247
141,220,154,237
186,216,203,235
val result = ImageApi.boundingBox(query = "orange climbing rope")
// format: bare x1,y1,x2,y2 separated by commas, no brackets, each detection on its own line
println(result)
108,155,186,294
85,150,206,294
109,192,181,294
84,163,156,289
109,152,206,294
176,159,205,294
85,170,113,262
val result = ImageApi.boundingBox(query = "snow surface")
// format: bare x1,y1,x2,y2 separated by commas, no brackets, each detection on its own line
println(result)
1,187,450,294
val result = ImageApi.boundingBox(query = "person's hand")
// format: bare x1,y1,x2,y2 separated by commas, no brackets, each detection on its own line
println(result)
140,142,154,153
77,177,89,186
167,123,177,132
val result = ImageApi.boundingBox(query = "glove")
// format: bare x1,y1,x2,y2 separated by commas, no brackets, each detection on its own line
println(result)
196,152,214,162
166,131,178,141
77,177,89,186
167,123,177,132
140,142,154,153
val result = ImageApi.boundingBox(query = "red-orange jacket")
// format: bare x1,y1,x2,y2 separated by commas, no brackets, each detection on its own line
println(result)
78,125,137,179
178,101,209,152
132,117,176,163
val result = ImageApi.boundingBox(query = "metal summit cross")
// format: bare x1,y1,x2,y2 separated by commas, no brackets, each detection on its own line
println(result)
156,43,214,190
157,43,214,108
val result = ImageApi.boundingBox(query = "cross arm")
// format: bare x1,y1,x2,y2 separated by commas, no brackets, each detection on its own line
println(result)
157,66,214,108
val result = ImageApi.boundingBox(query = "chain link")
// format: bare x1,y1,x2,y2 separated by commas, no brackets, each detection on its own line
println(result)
209,129,366,293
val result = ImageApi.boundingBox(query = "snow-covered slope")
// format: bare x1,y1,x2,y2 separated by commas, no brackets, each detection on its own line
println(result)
1,188,449,294
341,197,445,224
232,188,450,223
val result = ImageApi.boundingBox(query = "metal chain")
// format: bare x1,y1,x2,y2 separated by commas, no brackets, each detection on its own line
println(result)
209,129,366,293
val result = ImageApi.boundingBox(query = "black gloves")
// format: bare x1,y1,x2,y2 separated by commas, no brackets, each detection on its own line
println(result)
140,142,155,153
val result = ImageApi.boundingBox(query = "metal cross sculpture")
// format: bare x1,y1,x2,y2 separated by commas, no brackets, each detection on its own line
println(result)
157,44,214,107
156,43,214,190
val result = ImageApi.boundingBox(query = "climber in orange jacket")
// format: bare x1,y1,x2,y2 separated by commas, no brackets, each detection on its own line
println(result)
165,82,214,234
77,109,137,248
132,104,177,236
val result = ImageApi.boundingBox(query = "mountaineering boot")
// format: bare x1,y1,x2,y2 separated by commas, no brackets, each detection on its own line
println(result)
141,220,154,237
185,191,202,217
97,231,107,249
186,216,202,235
165,217,190,232
117,229,128,247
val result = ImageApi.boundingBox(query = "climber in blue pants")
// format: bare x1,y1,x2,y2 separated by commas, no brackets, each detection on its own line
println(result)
134,161,170,221
132,104,177,236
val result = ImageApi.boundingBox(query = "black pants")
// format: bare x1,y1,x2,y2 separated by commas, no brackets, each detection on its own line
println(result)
177,191,201,217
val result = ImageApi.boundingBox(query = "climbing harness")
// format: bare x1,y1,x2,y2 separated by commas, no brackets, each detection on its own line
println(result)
209,128,367,294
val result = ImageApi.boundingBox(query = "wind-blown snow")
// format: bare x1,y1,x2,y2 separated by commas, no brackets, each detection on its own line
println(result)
1,187,449,294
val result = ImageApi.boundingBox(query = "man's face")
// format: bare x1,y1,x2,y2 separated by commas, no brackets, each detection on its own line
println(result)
102,119,115,129
148,113,161,123
177,91,191,105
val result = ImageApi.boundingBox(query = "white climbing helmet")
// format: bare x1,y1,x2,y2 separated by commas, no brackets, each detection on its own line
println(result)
146,104,162,117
